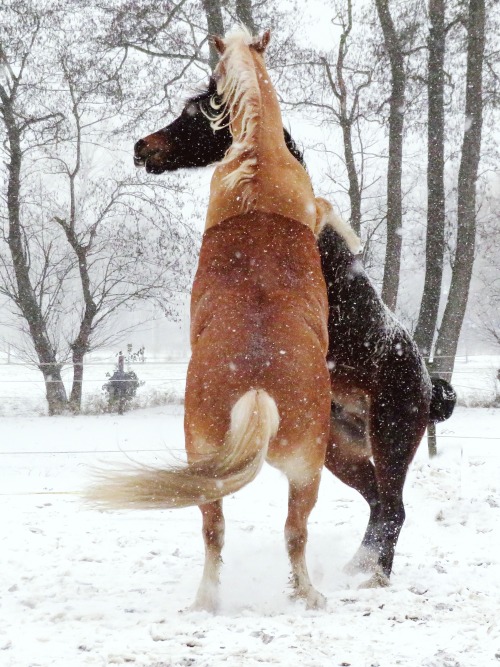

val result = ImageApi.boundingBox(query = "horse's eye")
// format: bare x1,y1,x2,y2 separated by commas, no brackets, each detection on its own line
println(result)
186,104,199,117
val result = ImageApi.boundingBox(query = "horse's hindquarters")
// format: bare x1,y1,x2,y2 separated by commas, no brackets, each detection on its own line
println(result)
185,213,330,466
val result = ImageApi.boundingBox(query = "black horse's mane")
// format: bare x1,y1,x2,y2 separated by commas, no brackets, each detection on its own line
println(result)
283,128,306,168
185,77,306,168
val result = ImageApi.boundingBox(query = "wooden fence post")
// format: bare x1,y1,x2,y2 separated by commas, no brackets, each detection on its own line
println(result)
427,422,437,458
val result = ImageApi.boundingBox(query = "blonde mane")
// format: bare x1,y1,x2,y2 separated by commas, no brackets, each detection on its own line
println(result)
315,197,362,254
211,28,263,200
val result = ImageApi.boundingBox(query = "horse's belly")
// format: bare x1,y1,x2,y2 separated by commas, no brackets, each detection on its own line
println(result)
329,384,372,459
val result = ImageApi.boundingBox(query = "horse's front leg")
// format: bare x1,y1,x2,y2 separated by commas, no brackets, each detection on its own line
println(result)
324,414,382,575
191,500,225,613
285,473,326,610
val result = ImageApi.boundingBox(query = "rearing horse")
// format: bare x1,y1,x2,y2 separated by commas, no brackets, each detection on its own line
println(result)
132,75,457,588
90,29,331,612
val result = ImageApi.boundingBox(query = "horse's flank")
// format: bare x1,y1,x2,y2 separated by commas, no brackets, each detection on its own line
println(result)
205,29,317,231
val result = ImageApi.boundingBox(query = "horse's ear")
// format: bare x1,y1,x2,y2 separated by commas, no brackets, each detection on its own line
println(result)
211,35,226,55
253,30,271,53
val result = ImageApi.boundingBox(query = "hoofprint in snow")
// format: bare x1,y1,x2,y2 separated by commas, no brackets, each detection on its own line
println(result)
0,403,499,667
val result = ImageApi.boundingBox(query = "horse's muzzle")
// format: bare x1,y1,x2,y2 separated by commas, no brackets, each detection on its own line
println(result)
133,139,147,168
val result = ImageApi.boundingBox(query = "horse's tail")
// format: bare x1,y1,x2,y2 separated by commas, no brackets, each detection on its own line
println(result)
86,389,279,510
429,378,457,423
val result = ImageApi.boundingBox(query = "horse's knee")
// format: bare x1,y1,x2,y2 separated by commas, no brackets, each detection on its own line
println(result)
200,503,225,551
203,521,224,550
285,522,307,558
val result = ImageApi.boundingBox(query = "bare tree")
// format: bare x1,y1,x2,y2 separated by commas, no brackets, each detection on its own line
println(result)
0,7,68,414
51,39,199,411
374,0,407,312
320,0,373,234
0,2,200,413
201,0,225,69
433,0,486,378
235,0,257,33
413,0,448,356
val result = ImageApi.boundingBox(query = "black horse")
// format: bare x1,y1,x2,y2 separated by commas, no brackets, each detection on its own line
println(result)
134,78,456,586
134,77,305,173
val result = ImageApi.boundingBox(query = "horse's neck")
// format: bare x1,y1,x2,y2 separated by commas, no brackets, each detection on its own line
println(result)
230,56,286,154
206,50,316,232
319,228,357,283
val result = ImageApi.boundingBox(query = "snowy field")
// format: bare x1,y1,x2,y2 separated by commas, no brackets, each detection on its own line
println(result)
1,391,499,666
0,359,188,418
0,354,499,417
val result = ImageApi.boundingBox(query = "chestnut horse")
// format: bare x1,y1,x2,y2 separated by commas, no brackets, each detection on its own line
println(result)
91,29,331,611
133,76,457,587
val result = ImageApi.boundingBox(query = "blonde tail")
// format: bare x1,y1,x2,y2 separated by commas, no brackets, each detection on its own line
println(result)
86,389,279,510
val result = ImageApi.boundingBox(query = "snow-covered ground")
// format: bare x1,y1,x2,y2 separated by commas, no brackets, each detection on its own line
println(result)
1,402,499,667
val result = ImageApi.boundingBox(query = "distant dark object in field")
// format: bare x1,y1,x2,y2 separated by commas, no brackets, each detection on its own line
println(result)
102,350,143,415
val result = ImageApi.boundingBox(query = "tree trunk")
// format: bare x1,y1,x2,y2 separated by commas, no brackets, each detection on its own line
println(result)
375,0,406,312
341,118,362,235
321,0,365,236
68,304,96,412
201,0,225,71
433,0,485,379
414,0,447,357
70,349,85,411
1,88,68,415
55,237,97,412
235,0,257,34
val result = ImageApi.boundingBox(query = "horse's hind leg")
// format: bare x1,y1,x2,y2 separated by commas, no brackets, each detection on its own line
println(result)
191,500,225,612
325,446,382,573
324,412,381,573
285,473,326,609
360,398,426,588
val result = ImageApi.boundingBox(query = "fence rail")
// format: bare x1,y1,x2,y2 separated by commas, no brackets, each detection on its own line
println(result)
0,357,499,458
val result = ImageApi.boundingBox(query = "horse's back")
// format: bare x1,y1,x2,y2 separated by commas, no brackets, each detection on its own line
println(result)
191,212,327,344
186,212,330,454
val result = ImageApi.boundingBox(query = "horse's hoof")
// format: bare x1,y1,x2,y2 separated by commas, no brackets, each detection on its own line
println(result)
344,546,379,575
291,587,327,610
306,590,327,610
187,595,219,614
358,570,390,589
